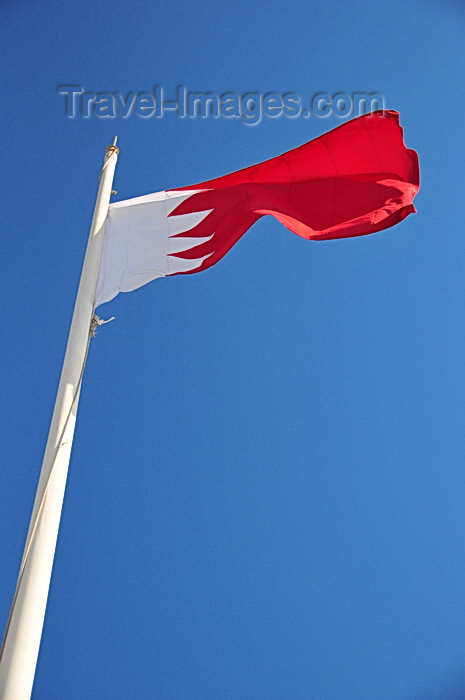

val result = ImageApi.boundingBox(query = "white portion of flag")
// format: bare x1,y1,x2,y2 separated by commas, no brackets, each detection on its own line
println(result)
95,190,212,307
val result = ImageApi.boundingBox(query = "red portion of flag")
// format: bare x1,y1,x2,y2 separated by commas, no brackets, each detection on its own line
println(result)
168,110,419,274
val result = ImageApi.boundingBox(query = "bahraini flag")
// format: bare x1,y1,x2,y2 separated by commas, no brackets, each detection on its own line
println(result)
95,110,419,308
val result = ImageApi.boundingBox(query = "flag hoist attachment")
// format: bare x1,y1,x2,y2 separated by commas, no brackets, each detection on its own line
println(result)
0,141,119,700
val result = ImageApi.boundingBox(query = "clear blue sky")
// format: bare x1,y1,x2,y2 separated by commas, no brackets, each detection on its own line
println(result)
2,1,465,698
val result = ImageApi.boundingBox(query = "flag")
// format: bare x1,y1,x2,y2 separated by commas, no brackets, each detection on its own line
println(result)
95,110,419,308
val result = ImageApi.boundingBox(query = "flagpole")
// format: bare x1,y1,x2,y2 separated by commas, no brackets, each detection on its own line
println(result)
0,140,119,700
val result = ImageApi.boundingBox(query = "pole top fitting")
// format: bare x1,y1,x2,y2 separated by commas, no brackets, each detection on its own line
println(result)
106,144,119,156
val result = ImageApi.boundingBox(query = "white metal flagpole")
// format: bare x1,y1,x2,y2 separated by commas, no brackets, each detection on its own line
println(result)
0,140,119,700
